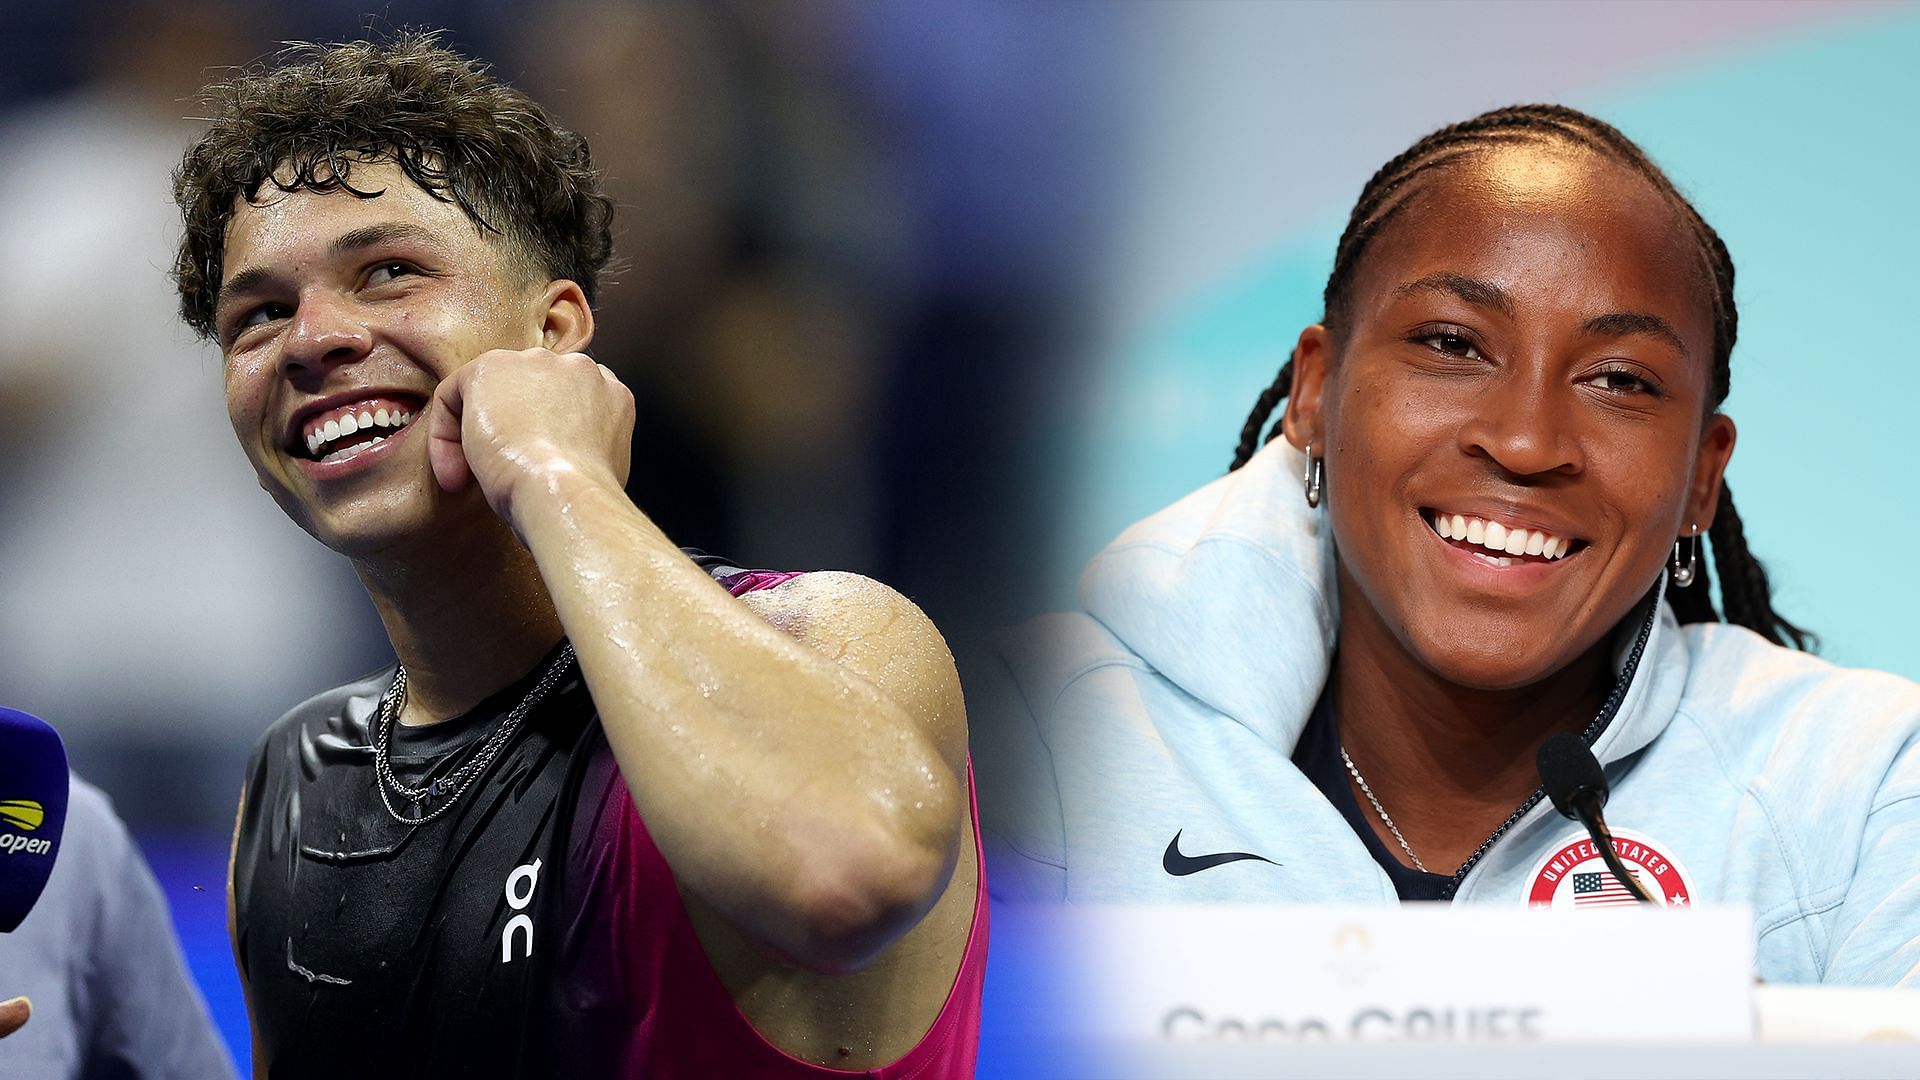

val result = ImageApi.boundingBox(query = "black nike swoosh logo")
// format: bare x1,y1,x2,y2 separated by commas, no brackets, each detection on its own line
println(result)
1162,829,1277,876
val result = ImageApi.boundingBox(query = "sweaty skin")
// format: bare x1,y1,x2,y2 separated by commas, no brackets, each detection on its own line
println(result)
1279,143,1735,872
217,161,972,1069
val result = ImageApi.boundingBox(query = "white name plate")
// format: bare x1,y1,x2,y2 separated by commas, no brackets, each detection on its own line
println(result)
1059,904,1755,1045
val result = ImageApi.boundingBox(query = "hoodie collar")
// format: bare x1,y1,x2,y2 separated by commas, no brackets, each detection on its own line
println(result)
1078,437,1690,765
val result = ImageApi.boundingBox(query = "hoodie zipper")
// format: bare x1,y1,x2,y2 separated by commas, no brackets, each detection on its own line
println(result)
1438,592,1660,900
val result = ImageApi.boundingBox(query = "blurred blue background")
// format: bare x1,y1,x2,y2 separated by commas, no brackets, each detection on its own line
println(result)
0,1,1915,1075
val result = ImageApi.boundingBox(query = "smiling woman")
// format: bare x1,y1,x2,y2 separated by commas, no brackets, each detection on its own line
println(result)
980,104,1920,985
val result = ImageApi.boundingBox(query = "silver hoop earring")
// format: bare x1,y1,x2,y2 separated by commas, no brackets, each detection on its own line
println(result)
1670,524,1699,588
1303,442,1324,508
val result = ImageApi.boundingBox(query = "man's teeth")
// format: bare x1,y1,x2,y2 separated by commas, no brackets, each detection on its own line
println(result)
1429,512,1576,560
304,407,415,458
326,437,384,463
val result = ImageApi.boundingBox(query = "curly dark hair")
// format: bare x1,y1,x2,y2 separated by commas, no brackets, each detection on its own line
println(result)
173,32,615,340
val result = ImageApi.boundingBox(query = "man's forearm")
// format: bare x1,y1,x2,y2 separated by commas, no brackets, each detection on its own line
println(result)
513,466,964,970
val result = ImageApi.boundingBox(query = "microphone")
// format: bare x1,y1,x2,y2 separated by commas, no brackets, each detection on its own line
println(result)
0,708,69,933
1536,733,1652,903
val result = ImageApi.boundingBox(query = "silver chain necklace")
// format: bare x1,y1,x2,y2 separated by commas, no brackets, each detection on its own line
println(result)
1340,746,1431,874
371,642,577,827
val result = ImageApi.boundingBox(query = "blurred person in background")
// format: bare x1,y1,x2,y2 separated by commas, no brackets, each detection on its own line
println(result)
177,34,985,1077
514,0,1099,650
0,0,381,837
516,0,906,572
0,774,235,1078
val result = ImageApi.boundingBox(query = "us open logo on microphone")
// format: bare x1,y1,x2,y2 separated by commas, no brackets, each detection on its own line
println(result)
0,799,54,856
1524,827,1693,909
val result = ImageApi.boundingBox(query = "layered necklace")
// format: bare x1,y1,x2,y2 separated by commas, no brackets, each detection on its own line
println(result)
371,643,578,826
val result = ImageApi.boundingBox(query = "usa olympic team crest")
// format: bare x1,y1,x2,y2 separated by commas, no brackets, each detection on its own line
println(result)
1524,827,1694,909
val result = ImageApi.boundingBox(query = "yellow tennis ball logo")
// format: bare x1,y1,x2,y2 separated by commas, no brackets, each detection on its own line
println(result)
0,800,44,832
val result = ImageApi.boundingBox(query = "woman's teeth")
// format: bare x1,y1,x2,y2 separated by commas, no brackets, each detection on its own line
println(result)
1427,512,1576,561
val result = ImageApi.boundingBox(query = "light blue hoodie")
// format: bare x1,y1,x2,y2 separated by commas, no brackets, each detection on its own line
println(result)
977,439,1920,985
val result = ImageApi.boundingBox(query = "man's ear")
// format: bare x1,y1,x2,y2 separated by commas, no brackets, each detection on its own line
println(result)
536,279,594,354
1278,324,1331,453
1689,412,1737,532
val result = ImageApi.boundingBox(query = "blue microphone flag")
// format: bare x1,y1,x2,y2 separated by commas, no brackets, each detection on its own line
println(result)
0,707,69,933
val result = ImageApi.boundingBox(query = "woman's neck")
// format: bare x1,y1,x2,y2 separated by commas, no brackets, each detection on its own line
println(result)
1330,575,1616,873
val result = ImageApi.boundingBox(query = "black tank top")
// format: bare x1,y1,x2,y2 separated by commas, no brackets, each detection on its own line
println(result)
233,553,728,1077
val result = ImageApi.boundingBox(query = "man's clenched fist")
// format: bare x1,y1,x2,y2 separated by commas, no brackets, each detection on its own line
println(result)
426,348,635,530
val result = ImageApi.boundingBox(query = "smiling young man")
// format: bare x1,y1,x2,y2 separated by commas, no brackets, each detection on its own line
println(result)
173,36,984,1076
980,105,1920,983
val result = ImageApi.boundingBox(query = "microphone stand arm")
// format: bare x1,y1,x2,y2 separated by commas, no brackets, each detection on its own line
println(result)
1569,791,1654,903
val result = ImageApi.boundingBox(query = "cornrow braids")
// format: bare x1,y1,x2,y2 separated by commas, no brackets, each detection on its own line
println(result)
1231,361,1293,473
1703,484,1815,650
1230,104,1812,650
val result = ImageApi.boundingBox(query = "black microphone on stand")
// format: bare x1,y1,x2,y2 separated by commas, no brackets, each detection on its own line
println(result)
1536,733,1652,903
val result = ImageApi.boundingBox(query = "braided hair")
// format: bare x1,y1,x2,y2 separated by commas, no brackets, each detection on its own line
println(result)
1230,104,1812,650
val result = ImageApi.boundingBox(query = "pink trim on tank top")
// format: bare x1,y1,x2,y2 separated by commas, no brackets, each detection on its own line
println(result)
720,569,807,596
730,764,988,1078
646,566,988,1076
603,762,988,1077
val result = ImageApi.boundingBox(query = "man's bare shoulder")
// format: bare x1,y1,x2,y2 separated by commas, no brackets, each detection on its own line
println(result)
738,571,967,762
